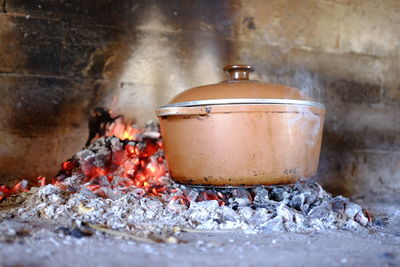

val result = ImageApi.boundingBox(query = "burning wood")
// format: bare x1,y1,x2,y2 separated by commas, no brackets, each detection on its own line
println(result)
53,123,167,198
85,107,122,147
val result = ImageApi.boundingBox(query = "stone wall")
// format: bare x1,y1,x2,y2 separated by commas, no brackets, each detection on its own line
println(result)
232,0,400,198
0,0,131,182
0,0,399,198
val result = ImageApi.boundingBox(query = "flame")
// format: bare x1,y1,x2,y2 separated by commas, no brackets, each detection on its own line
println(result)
107,117,139,141
0,118,226,206
0,118,169,201
64,119,170,198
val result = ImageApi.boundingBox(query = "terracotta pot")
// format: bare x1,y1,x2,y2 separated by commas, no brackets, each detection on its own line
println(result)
156,65,325,186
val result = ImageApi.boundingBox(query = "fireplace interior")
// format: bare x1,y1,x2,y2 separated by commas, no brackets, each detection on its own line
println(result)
0,1,399,266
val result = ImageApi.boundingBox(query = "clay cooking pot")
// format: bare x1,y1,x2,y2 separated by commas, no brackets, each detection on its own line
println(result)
156,64,325,186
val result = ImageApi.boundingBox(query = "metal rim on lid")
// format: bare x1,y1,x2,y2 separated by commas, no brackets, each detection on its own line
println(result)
158,98,325,109
157,64,326,117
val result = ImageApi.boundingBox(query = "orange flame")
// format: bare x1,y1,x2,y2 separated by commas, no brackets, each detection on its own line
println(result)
0,179,30,201
107,118,139,141
0,118,168,201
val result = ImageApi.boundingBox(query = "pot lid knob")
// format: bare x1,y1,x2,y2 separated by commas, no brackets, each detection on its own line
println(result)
223,64,254,80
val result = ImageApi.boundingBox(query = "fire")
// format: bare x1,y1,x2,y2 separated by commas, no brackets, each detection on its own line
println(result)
107,117,139,141
0,118,168,201
48,120,169,198
0,118,223,206
0,179,30,201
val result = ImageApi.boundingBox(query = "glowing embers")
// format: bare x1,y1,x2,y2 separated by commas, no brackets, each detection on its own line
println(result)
106,117,140,141
0,178,48,200
0,179,37,201
52,122,169,198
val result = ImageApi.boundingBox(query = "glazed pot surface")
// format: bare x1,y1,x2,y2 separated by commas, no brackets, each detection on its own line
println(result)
159,105,324,186
156,65,325,186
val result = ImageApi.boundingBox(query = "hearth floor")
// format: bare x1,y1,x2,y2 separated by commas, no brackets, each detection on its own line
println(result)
0,201,399,267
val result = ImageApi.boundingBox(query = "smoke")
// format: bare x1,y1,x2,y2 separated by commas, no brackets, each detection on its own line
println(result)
288,68,326,181
265,65,325,179
111,5,187,124
274,66,324,146
292,67,322,102
293,68,323,146
189,41,223,87
110,5,226,125
272,65,323,102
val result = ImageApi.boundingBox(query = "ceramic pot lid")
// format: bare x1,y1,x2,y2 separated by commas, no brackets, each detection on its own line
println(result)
157,64,324,110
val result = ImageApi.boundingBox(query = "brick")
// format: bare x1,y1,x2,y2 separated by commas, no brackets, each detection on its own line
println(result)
0,125,91,183
178,33,236,86
114,32,239,126
351,151,400,196
5,0,185,31
316,150,356,196
0,74,113,182
317,99,400,197
323,128,400,152
382,55,400,105
61,21,127,79
321,75,381,104
177,0,239,38
114,30,186,124
317,150,400,199
335,4,400,57
0,74,107,136
117,30,183,85
234,41,290,83
323,0,400,13
317,150,400,197
14,0,182,36
289,49,385,84
237,0,343,53
5,0,133,27
0,132,59,182
0,14,63,75
228,46,384,104
288,48,384,104
323,102,400,137
237,0,400,57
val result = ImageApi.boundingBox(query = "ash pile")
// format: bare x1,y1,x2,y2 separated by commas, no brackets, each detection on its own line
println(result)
0,122,371,234
4,181,371,234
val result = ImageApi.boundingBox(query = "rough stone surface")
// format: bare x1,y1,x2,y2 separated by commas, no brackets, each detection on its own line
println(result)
0,15,63,75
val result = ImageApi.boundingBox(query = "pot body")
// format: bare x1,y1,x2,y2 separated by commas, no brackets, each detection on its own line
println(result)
158,104,325,186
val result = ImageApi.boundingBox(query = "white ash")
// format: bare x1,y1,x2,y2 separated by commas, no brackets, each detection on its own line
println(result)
2,181,370,234
0,127,371,235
